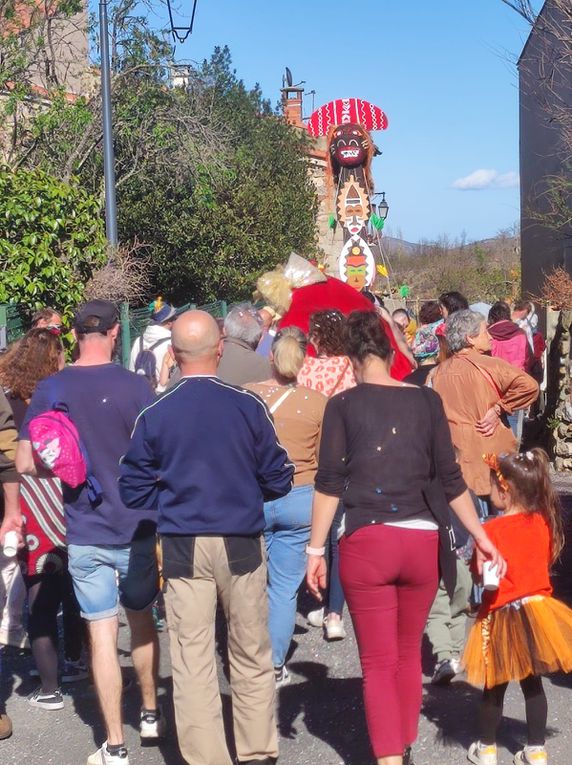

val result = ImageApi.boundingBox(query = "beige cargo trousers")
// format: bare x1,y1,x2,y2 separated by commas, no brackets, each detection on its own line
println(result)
165,536,278,765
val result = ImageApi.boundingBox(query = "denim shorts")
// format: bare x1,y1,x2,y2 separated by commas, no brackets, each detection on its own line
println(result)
67,534,159,621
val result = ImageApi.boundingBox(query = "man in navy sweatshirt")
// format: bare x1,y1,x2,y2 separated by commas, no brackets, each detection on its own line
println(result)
119,310,294,765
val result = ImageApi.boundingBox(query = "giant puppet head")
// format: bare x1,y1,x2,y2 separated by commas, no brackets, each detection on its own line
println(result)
329,123,372,171
256,253,412,380
328,122,375,195
308,98,388,195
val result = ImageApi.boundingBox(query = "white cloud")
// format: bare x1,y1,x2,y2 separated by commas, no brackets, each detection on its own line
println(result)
495,171,520,188
452,169,520,191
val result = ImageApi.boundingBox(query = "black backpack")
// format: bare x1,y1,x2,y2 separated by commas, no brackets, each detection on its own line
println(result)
134,336,169,388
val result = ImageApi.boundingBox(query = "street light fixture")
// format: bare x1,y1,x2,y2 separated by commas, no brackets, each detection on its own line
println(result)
377,192,389,221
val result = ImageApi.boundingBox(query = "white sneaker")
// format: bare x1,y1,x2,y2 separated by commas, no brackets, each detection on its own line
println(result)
514,746,548,764
324,615,346,641
140,706,167,739
28,687,64,711
307,608,324,627
468,742,498,765
450,656,462,675
274,665,291,688
87,742,129,765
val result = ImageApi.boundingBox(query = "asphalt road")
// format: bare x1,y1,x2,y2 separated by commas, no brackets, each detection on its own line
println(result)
2,482,572,765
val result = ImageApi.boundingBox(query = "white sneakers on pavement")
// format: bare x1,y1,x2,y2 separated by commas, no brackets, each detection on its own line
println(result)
431,656,461,685
87,742,129,765
274,665,291,689
87,707,165,764
140,706,167,739
468,741,498,765
307,608,346,640
469,741,548,764
324,615,346,641
306,608,324,627
28,687,64,711
514,746,548,764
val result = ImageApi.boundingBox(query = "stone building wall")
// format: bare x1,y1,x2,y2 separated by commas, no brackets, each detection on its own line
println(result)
307,138,344,275
281,86,344,276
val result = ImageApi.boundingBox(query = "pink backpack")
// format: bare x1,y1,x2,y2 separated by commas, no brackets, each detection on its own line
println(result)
29,407,86,488
28,394,102,505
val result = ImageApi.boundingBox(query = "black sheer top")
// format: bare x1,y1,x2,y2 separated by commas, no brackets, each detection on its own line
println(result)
314,384,467,535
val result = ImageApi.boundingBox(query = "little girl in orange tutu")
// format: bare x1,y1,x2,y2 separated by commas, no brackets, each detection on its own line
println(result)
465,448,572,765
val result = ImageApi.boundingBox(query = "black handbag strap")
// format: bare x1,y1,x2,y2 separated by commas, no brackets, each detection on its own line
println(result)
420,386,456,550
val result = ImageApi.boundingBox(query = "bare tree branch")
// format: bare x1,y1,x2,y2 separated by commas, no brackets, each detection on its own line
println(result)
501,0,537,24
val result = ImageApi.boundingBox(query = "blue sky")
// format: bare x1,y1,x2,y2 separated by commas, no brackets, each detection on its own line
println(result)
144,0,540,244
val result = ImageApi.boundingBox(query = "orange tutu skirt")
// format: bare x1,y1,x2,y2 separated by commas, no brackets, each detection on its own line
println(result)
463,595,572,688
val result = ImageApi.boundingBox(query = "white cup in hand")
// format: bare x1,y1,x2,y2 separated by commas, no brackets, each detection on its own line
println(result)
482,560,500,591
3,530,18,558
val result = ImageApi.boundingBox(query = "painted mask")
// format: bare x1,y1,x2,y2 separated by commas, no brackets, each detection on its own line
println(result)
329,123,370,168
344,252,368,291
337,175,370,234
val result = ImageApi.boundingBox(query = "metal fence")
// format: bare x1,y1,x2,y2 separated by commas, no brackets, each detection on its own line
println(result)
0,299,230,368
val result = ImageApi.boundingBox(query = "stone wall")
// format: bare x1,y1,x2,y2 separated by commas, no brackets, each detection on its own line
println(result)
307,143,344,274
550,310,572,470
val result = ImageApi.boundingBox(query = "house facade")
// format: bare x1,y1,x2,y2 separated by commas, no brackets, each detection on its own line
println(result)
518,0,572,308
1,0,90,163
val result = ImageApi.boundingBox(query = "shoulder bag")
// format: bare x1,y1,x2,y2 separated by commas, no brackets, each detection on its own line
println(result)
420,386,458,598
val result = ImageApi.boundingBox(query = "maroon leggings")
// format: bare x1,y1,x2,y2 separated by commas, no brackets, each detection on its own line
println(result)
340,524,439,758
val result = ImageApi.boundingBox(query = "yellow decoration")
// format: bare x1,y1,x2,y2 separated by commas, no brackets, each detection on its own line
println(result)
352,246,361,255
376,264,388,277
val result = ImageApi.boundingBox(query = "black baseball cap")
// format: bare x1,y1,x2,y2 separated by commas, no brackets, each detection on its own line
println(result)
73,299,119,334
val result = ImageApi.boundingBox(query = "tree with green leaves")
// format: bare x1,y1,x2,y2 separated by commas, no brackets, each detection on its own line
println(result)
3,1,318,306
0,167,106,312
118,47,318,304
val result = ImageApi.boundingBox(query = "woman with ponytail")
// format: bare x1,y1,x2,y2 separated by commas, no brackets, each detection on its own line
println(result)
306,311,505,765
246,327,326,688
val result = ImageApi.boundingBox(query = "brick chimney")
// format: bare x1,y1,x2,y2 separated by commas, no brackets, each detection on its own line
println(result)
281,86,304,127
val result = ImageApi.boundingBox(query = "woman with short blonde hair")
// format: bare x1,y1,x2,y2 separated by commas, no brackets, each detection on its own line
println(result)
246,327,326,687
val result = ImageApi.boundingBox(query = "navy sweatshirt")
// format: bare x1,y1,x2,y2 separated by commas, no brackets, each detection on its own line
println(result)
118,376,295,537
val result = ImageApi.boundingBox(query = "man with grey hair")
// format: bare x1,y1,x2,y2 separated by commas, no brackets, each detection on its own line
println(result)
217,302,271,386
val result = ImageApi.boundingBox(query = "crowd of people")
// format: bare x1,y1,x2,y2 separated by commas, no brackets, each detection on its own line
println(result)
0,281,569,765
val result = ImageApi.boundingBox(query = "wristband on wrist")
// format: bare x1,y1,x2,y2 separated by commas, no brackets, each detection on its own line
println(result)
306,545,325,556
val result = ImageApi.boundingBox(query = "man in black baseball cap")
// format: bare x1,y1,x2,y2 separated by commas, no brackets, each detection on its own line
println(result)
17,297,165,764
73,299,119,336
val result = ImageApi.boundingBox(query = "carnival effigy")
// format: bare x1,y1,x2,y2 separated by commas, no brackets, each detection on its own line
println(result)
256,253,412,380
307,98,389,291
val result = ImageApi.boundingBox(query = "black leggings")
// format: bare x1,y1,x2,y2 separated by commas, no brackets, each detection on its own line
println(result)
480,675,547,746
26,572,85,692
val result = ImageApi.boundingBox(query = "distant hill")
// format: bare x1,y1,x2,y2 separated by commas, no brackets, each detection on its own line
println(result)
381,236,419,256
382,234,519,258
381,232,520,303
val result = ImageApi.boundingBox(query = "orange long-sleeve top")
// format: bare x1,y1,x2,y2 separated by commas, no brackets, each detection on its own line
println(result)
475,512,553,617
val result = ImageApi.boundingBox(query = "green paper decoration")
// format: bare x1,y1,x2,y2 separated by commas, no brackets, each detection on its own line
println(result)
399,285,410,298
370,214,385,231
328,213,337,229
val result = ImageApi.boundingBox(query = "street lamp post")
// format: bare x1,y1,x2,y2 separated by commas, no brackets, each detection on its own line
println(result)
372,192,391,296
99,0,118,248
377,191,389,223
